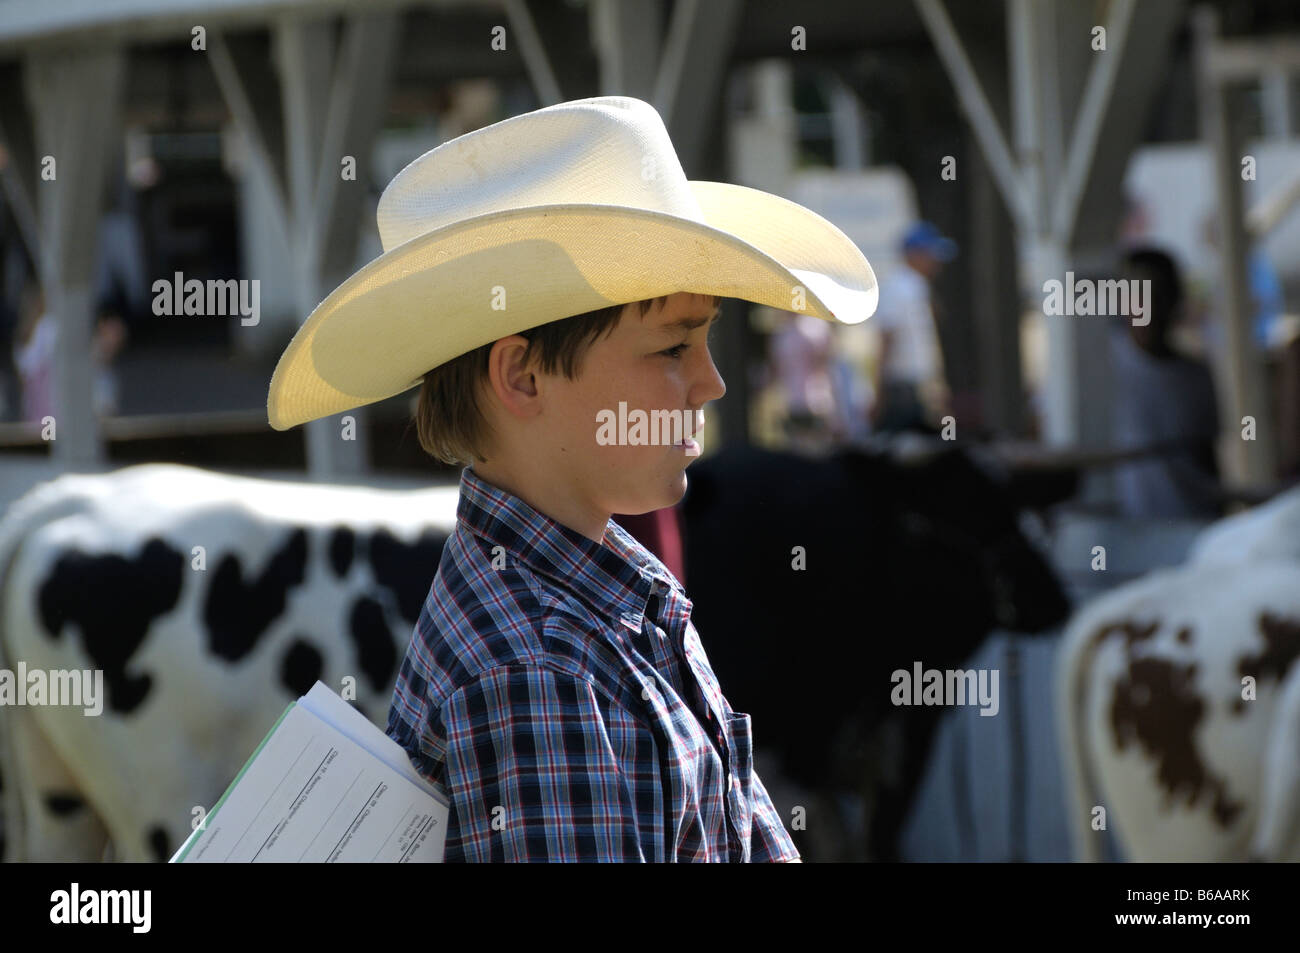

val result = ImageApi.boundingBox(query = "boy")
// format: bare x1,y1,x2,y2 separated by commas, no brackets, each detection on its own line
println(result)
266,96,878,861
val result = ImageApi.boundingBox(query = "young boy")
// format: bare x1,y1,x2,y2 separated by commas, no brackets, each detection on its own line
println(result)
266,96,878,862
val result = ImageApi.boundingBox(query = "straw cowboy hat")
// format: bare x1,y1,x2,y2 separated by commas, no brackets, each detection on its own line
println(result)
267,95,877,431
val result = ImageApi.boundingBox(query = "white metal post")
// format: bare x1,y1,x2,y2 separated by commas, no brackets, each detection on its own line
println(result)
1194,7,1278,485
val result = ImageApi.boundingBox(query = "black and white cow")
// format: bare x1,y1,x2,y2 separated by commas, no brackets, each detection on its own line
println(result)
1056,485,1300,862
0,464,457,862
678,440,1073,862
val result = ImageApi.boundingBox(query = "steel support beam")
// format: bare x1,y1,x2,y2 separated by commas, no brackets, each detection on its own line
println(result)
1195,8,1277,484
211,13,398,478
590,0,661,102
652,0,742,173
919,0,1183,449
24,46,126,466
504,0,564,106
0,61,41,281
1050,0,1136,242
311,13,401,281
914,0,1031,233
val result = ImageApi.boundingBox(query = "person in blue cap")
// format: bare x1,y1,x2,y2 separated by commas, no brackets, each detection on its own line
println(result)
869,221,954,433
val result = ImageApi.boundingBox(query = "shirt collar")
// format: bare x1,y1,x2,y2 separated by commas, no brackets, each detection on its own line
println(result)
455,465,687,632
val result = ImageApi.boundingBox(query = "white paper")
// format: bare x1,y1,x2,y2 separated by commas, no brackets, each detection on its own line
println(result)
298,681,448,805
171,684,447,863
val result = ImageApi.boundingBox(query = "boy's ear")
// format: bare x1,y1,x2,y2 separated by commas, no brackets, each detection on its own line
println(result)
486,334,542,411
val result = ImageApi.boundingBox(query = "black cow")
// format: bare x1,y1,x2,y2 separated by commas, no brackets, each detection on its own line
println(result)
680,440,1072,861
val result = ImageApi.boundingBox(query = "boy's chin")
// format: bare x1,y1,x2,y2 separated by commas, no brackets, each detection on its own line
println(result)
658,469,690,508
611,469,688,515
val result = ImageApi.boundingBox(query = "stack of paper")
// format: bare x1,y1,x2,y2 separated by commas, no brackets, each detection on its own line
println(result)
171,681,448,863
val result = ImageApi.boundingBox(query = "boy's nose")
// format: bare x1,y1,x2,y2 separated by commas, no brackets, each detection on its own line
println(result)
697,352,726,404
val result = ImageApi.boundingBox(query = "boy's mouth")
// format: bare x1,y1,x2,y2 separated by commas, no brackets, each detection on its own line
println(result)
673,415,703,455
675,437,701,455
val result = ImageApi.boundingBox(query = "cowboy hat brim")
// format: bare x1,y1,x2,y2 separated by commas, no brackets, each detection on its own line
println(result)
267,180,877,431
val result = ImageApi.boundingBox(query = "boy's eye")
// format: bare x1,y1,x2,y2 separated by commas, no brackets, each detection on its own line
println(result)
657,319,717,359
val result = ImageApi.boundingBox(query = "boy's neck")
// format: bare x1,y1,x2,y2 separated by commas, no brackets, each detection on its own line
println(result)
470,460,611,546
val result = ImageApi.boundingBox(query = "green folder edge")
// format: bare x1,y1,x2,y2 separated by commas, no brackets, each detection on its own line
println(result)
170,699,297,863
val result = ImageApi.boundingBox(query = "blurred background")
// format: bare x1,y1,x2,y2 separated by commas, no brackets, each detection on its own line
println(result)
3,0,1298,490
2,0,1300,864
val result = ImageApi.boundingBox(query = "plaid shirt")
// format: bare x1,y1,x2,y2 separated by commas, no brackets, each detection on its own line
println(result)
385,465,799,862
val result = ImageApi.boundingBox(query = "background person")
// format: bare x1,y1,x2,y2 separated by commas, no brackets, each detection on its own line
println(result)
12,286,128,423
870,221,953,434
769,309,839,451
1109,246,1222,519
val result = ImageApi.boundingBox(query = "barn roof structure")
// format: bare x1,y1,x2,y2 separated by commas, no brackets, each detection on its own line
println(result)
0,0,1294,490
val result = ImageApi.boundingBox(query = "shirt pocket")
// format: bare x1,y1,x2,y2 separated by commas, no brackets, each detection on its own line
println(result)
681,622,726,707
724,710,755,862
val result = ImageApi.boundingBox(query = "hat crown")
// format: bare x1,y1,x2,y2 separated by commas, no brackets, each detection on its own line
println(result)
376,97,701,252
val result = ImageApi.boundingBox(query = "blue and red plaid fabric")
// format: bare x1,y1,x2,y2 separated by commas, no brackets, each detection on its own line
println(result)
385,465,800,862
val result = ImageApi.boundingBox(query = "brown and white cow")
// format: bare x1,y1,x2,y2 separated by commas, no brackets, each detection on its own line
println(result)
1057,487,1300,862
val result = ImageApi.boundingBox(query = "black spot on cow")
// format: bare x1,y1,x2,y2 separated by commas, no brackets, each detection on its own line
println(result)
1176,626,1192,645
44,792,86,816
1098,622,1245,829
349,595,398,692
1237,612,1300,686
147,826,170,863
36,537,184,713
329,527,355,578
204,528,308,662
280,638,324,697
365,528,447,623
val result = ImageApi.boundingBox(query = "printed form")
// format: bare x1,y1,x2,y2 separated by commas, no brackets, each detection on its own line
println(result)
172,682,448,863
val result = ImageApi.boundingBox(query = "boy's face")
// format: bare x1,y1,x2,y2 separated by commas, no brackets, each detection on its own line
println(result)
529,292,726,523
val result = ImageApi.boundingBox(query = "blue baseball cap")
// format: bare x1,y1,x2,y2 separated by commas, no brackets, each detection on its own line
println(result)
900,221,957,262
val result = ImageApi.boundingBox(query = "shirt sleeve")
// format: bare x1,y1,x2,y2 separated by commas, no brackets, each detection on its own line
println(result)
438,664,645,862
746,764,801,863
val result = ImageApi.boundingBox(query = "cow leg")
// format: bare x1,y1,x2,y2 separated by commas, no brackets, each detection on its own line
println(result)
7,701,109,862
1250,666,1300,861
867,710,943,862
